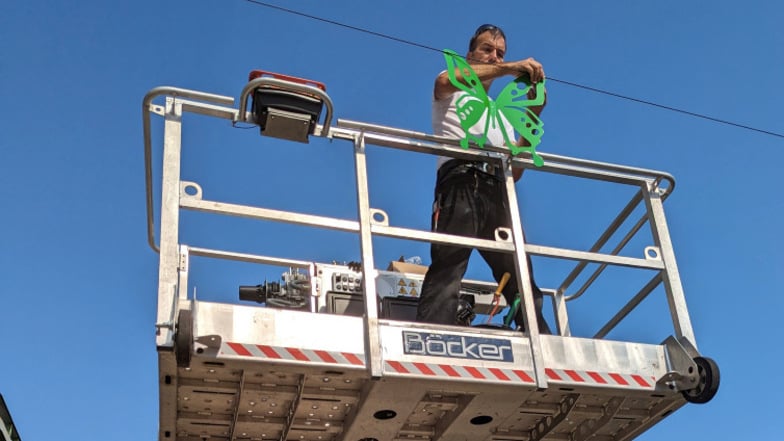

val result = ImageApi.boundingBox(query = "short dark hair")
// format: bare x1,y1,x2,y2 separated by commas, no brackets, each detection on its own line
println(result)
468,24,506,52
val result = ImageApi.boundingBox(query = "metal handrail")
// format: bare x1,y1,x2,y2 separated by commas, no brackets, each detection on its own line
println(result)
336,118,676,193
143,87,235,252
144,84,687,340
335,118,680,310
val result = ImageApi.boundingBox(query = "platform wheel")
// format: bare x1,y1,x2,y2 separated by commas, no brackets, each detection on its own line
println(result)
175,309,194,368
681,356,719,404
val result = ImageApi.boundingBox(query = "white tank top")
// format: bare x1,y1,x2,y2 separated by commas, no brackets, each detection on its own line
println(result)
431,90,515,169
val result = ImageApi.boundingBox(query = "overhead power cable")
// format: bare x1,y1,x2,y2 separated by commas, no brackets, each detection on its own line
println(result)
242,0,783,139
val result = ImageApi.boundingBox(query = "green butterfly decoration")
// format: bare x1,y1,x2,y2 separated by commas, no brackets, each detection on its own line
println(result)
443,49,546,167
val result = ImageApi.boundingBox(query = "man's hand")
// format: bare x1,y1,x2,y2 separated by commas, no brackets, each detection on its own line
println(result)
434,57,546,100
504,57,545,84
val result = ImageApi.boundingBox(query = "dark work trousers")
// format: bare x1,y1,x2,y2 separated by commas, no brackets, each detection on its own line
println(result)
416,164,552,334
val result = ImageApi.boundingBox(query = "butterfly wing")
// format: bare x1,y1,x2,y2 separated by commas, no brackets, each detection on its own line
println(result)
443,49,491,148
443,49,490,101
496,77,546,166
454,94,491,148
496,76,547,109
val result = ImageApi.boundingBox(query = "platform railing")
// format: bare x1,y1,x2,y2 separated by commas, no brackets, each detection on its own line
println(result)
331,118,692,343
143,81,697,388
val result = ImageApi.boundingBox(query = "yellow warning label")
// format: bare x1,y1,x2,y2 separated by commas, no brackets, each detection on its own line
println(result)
397,279,406,286
409,288,418,296
409,281,416,286
399,287,408,294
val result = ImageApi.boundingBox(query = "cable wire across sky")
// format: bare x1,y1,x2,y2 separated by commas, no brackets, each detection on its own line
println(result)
243,0,783,139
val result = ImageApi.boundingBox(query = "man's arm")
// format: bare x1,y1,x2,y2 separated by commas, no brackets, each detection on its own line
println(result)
434,58,545,100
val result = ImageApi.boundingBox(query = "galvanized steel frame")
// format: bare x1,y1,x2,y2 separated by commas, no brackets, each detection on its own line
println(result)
143,82,702,440
143,82,697,356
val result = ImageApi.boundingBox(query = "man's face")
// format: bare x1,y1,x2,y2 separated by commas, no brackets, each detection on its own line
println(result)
468,31,506,64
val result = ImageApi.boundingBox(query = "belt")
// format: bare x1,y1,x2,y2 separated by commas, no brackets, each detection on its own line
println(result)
438,159,504,182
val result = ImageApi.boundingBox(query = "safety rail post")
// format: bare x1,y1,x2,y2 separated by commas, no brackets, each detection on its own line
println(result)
177,244,190,304
143,87,236,253
642,180,697,347
551,289,570,337
501,155,548,390
353,132,383,378
155,97,185,348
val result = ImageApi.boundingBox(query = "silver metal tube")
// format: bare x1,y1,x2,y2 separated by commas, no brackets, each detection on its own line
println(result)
337,118,676,192
352,130,665,188
642,182,697,347
155,99,184,348
521,152,676,194
180,100,239,121
371,225,516,252
502,157,548,389
558,190,645,298
564,213,651,301
593,273,663,339
180,197,360,233
335,128,508,163
338,118,467,149
525,244,664,270
354,134,383,378
188,247,312,269
143,87,234,252
180,193,516,253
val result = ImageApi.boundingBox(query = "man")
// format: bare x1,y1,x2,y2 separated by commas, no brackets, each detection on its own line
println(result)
415,24,551,333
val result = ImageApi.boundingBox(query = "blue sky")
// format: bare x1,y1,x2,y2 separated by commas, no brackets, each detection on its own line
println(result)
1,1,782,440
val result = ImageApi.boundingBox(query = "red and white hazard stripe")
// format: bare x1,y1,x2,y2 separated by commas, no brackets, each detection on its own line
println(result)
221,342,365,367
385,360,536,384
220,342,657,389
545,368,656,389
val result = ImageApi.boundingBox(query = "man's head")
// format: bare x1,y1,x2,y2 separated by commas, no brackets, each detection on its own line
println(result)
467,24,506,64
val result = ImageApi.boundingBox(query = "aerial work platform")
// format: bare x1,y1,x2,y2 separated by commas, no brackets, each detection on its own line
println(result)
143,73,718,441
